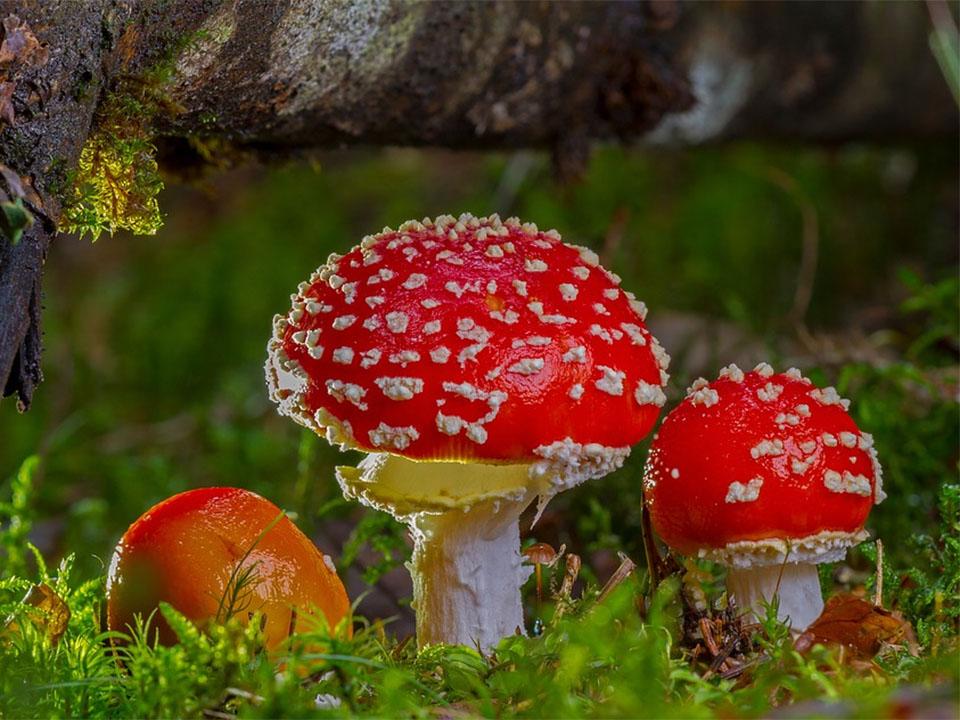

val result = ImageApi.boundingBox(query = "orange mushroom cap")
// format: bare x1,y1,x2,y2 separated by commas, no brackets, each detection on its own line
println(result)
106,487,350,648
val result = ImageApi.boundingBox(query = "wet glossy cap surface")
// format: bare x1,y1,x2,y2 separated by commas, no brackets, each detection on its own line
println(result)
106,487,350,648
644,364,884,557
266,213,669,462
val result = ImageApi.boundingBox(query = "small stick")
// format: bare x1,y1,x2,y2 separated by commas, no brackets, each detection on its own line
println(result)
559,553,581,599
874,539,884,607
202,711,236,720
699,617,721,657
597,552,637,604
640,501,663,588
720,653,766,680
226,687,264,704
552,554,582,621
709,636,739,672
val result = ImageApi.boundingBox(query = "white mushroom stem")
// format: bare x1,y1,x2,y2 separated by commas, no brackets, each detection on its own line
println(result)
408,497,533,650
725,562,824,631
335,453,615,649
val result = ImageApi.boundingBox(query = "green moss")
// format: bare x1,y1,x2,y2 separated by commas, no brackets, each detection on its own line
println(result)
60,128,163,240
60,84,165,241
57,12,228,241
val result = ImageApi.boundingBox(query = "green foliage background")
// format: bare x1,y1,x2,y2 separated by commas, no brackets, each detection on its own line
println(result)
0,143,957,717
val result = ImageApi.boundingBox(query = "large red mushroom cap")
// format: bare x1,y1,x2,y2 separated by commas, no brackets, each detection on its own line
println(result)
644,363,884,568
267,213,668,480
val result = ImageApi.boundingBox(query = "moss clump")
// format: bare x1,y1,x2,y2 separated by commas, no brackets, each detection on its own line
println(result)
60,129,163,241
59,13,194,242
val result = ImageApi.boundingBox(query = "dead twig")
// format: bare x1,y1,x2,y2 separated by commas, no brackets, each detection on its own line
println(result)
597,552,637,604
202,710,236,720
874,539,884,607
720,653,766,681
599,206,630,267
552,554,582,622
763,166,819,340
559,553,581,600
640,500,663,588
698,617,721,657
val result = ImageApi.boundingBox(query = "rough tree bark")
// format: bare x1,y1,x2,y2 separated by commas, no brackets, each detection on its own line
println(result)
0,0,955,409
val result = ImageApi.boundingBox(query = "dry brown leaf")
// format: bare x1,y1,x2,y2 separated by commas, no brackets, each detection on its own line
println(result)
0,161,42,209
0,15,48,67
795,593,917,660
3,583,71,645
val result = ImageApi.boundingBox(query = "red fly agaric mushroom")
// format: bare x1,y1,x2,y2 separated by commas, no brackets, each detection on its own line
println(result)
106,487,350,649
644,363,885,630
266,213,669,649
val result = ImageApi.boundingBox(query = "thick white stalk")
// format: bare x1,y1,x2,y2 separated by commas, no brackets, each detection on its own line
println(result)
725,562,824,630
408,497,532,650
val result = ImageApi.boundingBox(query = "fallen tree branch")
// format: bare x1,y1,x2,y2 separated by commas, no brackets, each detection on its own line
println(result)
0,0,955,408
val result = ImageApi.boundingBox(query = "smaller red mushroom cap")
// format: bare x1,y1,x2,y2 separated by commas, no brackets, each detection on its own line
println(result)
644,363,884,566
266,213,669,467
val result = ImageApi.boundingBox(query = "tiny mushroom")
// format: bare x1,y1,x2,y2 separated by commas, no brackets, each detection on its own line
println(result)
644,363,885,630
523,542,564,603
266,213,669,650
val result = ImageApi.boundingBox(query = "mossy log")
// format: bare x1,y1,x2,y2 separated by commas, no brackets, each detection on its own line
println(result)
0,0,955,409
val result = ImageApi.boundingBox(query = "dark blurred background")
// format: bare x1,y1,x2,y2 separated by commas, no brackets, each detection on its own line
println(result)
1,142,957,636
